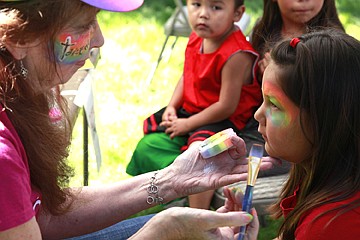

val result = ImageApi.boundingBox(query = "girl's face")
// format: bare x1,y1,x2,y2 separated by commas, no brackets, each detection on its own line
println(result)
275,0,324,26
254,62,312,163
186,0,242,40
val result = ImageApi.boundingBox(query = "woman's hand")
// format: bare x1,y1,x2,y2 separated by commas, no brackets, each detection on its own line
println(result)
129,207,254,240
164,135,277,197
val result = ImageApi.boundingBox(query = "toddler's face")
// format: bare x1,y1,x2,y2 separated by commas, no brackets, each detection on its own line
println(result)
186,0,242,39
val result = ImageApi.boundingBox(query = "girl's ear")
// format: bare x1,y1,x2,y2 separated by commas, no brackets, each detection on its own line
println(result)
4,41,28,60
234,5,245,22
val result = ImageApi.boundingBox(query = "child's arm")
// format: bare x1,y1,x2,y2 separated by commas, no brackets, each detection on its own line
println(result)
166,52,255,138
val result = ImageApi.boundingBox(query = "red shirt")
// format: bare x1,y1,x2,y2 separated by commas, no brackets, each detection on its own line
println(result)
0,109,41,231
182,30,262,130
281,186,360,239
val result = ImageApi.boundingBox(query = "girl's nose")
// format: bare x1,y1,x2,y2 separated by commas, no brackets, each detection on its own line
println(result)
254,103,265,126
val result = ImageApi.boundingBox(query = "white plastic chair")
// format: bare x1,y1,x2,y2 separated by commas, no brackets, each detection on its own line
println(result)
146,0,251,84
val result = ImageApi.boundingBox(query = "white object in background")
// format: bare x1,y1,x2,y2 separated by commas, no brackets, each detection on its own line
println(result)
73,70,102,172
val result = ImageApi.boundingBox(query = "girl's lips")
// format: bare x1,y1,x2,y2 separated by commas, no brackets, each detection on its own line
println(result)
293,9,311,13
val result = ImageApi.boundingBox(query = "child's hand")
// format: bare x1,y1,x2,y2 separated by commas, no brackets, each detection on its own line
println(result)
161,106,177,126
217,186,259,240
164,118,190,139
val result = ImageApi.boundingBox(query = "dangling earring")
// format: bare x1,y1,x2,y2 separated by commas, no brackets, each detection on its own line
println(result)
19,60,28,79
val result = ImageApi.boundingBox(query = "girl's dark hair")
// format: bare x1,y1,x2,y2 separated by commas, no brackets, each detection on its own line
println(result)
235,0,245,8
269,28,360,239
251,0,345,59
0,0,98,215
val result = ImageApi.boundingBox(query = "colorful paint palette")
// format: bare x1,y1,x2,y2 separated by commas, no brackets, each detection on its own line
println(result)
199,128,236,158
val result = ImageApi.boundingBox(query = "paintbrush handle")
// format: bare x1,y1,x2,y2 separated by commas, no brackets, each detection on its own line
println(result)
238,185,254,240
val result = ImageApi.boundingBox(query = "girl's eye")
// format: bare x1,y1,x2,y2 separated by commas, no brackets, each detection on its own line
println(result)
270,101,279,109
267,97,281,111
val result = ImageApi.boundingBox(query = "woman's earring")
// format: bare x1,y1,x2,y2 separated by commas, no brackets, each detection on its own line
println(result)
19,60,28,79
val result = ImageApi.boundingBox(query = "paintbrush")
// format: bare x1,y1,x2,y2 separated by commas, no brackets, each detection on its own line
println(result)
238,144,264,240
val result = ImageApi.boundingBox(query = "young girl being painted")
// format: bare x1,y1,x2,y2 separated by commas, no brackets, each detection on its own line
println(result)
249,0,345,178
247,28,360,239
127,0,263,209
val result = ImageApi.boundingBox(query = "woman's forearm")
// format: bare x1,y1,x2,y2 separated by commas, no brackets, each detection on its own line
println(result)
39,169,178,239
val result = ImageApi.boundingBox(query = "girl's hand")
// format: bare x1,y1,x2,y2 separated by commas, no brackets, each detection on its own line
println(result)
217,186,259,240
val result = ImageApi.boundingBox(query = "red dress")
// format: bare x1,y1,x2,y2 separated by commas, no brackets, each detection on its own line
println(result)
281,186,360,239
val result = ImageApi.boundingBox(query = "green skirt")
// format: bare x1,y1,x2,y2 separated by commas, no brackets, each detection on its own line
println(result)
126,133,187,176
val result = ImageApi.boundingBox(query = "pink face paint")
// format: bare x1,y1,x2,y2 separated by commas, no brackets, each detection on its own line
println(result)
263,81,298,127
54,31,91,64
199,128,236,158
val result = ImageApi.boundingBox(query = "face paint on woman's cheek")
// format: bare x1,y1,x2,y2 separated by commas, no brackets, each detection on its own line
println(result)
54,31,91,64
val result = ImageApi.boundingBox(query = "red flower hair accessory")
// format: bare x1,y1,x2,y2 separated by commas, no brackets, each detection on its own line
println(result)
290,38,301,48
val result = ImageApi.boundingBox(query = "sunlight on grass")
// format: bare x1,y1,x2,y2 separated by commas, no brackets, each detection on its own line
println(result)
68,16,186,186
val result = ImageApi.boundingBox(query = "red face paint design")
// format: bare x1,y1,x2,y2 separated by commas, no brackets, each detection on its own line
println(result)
55,31,91,64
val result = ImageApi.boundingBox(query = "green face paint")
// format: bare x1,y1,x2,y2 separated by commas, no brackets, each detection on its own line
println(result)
266,96,291,127
54,31,91,64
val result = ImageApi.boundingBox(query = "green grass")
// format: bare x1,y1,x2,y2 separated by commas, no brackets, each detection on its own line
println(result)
67,0,360,237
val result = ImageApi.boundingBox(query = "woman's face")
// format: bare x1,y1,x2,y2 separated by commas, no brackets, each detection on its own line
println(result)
254,61,312,163
25,11,104,90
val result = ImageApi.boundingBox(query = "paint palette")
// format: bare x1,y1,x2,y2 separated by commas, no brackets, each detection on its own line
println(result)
199,128,236,158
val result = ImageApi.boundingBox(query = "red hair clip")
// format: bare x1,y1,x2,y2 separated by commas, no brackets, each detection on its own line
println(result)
290,38,301,48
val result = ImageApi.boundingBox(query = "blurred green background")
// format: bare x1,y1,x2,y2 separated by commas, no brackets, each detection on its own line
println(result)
69,0,360,185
